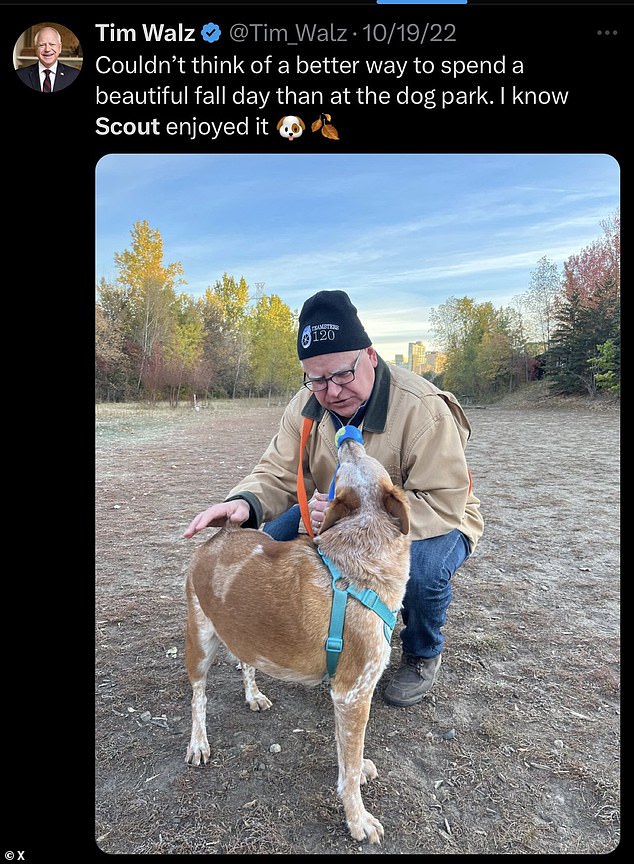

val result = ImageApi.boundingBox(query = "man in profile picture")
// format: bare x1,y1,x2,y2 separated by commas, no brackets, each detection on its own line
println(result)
17,26,80,91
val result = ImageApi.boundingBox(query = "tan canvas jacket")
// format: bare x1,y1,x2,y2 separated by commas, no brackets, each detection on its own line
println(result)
226,355,484,551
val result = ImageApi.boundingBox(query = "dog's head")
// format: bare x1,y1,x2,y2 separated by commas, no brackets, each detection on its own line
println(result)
276,115,305,140
320,438,410,536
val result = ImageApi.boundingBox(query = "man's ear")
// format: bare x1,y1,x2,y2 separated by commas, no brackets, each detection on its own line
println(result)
320,488,361,534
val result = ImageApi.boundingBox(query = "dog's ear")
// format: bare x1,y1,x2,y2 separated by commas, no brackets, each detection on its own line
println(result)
298,117,306,130
320,488,361,533
276,117,285,130
383,486,410,535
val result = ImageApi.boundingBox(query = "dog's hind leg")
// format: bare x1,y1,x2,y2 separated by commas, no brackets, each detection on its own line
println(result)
240,663,273,712
331,688,384,844
185,594,221,766
361,757,378,785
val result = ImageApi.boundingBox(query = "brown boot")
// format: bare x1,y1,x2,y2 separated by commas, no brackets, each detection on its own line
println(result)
383,654,442,707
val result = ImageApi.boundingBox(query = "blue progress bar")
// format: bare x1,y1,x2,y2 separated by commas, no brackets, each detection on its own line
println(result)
377,1,468,5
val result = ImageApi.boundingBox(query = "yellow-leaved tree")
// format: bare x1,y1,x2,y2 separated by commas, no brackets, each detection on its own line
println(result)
113,220,186,392
249,290,300,404
202,273,251,398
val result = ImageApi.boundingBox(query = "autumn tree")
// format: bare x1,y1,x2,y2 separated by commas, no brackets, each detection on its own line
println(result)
522,256,561,348
198,290,234,397
249,291,299,403
542,212,620,396
113,220,185,393
97,275,132,338
206,272,250,333
499,304,535,387
543,277,620,396
432,298,501,399
474,304,522,398
589,338,620,394
202,274,251,398
138,343,165,403
563,211,620,306
95,300,128,401
162,294,205,406
431,297,476,395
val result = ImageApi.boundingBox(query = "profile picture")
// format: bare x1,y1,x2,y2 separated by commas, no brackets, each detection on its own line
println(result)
14,22,82,92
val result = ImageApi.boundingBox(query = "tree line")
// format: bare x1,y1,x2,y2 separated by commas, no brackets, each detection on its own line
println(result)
429,211,619,399
95,212,619,405
96,221,299,405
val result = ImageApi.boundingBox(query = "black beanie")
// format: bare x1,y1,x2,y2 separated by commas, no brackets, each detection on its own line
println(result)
297,290,371,360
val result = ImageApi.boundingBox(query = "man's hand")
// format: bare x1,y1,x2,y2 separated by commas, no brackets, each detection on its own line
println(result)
183,500,251,538
309,491,329,535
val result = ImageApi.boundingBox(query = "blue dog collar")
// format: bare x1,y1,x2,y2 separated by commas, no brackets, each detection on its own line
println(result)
328,425,364,500
334,425,364,449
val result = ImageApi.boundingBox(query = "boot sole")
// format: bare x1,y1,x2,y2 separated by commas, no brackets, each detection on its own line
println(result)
382,690,428,707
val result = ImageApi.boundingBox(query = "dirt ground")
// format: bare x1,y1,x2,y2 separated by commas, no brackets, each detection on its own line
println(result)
95,387,620,855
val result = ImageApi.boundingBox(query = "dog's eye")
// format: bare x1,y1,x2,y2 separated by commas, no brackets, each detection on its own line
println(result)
292,124,300,133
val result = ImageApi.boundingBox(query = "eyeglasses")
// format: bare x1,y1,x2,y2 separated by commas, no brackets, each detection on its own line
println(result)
302,350,363,392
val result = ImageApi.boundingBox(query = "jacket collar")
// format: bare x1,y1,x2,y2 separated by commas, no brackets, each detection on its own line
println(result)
301,354,391,433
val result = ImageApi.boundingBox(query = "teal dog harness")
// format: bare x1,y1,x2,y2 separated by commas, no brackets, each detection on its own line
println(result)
319,548,398,677
319,424,398,676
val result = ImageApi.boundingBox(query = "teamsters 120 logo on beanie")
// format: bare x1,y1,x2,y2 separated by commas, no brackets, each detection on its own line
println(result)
297,290,372,360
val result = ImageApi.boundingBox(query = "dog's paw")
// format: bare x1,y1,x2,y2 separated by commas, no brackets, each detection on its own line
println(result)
185,740,211,766
360,758,378,785
246,692,273,712
241,664,272,711
348,811,384,845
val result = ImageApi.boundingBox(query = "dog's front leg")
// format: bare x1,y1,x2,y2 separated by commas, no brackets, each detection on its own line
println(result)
240,663,273,712
331,690,384,844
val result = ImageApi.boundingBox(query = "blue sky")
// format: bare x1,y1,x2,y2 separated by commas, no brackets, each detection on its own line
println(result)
96,153,619,357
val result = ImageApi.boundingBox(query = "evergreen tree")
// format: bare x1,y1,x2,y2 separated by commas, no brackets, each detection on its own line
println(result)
543,278,619,395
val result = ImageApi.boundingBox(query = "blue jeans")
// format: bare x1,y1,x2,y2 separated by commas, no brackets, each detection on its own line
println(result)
263,506,470,659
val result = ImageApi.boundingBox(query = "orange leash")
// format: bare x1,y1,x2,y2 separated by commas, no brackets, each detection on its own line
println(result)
297,417,315,537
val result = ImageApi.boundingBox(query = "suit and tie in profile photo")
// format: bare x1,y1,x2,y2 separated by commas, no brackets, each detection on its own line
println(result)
14,23,82,92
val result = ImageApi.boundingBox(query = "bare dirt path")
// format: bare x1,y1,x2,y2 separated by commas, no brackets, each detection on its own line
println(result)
95,395,620,855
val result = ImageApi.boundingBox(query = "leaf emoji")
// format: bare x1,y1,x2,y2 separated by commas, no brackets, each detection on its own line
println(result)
321,124,339,140
311,118,323,132
323,113,332,122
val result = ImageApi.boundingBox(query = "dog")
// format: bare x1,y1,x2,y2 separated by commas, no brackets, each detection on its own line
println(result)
184,435,411,844
276,114,305,140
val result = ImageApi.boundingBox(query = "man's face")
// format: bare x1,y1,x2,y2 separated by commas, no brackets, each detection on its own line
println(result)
302,347,378,418
35,29,62,67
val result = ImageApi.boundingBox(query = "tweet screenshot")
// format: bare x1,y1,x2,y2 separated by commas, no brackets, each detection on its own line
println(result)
6,0,623,858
